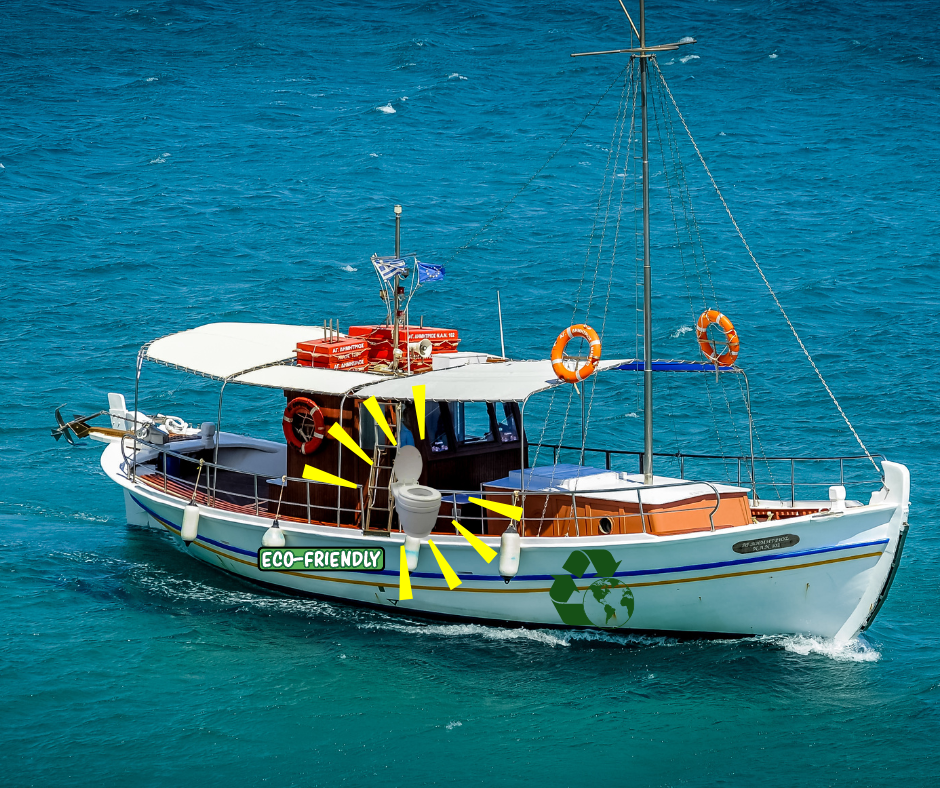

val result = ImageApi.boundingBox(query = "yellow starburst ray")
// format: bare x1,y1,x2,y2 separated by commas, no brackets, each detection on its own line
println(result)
302,464,358,489
452,520,497,563
428,540,462,590
399,545,413,601
468,496,523,521
363,396,397,446
413,384,426,440
327,422,373,465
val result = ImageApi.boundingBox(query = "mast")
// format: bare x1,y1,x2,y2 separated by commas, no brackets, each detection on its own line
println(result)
639,0,653,485
570,5,696,485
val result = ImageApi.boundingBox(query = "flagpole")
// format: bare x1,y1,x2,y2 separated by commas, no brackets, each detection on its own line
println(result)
392,204,402,372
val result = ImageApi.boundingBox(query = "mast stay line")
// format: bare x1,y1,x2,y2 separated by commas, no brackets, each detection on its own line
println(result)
650,58,879,473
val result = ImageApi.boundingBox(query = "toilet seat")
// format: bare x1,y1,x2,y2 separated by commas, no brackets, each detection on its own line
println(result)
394,482,442,512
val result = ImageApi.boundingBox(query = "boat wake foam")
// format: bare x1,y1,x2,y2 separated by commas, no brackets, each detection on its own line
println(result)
359,620,677,649
359,620,573,647
670,324,694,338
760,634,881,662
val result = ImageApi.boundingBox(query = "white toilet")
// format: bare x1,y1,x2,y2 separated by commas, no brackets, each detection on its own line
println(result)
390,445,442,539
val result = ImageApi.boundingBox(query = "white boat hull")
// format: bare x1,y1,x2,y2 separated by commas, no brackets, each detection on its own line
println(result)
103,443,908,640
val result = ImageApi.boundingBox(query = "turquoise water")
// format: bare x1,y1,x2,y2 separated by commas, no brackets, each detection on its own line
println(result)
2,1,939,785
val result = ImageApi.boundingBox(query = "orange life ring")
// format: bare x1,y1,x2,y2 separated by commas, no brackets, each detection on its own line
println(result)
696,310,740,367
282,397,325,454
551,324,602,383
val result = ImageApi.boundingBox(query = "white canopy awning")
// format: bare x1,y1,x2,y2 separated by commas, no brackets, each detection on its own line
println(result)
355,359,631,403
235,364,385,395
145,322,328,380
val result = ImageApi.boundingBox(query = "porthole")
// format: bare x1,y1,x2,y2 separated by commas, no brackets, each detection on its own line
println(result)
598,517,613,535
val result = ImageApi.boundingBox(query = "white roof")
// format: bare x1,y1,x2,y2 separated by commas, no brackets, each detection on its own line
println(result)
235,364,384,395
355,359,630,403
145,322,328,379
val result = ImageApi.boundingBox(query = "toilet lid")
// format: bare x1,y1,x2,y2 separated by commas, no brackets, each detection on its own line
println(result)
393,445,424,484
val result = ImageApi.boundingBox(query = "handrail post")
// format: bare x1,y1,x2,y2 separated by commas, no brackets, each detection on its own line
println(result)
791,459,796,507
605,451,611,470
163,449,167,492
306,479,311,524
254,475,259,516
704,482,721,531
637,487,646,534
571,491,579,537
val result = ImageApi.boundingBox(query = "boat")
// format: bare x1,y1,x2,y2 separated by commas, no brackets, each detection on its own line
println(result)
52,2,909,640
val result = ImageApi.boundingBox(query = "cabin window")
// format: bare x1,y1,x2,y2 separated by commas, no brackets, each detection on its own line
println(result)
359,401,398,453
496,403,519,442
426,402,450,453
452,402,495,445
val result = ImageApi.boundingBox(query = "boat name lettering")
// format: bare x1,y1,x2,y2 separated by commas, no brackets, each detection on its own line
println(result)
732,534,800,554
258,547,385,572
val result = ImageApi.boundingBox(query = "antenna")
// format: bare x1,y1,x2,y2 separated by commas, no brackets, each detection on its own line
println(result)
497,290,506,358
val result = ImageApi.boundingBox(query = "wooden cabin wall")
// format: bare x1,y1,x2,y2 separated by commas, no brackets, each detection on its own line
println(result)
281,391,368,525
480,487,753,537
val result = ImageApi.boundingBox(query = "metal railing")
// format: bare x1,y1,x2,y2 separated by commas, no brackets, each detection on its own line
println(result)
538,444,885,507
122,437,728,538
122,437,366,527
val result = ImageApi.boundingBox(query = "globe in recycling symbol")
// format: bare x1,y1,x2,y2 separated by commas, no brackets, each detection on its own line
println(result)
550,549,635,628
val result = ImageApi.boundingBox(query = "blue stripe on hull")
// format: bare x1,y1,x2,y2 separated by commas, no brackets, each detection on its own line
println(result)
130,494,887,582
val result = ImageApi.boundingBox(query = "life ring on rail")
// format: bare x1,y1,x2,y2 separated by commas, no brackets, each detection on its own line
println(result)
551,324,602,383
282,397,325,454
696,309,740,367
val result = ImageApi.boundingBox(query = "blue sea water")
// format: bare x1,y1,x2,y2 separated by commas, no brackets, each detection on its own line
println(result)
2,0,940,785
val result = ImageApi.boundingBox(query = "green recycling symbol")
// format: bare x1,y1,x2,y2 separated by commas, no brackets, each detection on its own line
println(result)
550,549,635,628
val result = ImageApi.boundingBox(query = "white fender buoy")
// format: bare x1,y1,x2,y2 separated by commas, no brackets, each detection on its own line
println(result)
499,523,521,582
262,521,286,548
181,504,200,545
404,534,421,571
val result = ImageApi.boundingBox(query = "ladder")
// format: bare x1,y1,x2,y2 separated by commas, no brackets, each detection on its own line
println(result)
363,439,396,536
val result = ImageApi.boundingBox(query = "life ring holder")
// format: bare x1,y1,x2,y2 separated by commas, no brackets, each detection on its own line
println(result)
282,397,325,455
551,324,602,383
696,310,740,367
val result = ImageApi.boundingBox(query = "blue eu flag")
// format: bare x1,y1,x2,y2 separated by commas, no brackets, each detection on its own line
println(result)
416,260,445,284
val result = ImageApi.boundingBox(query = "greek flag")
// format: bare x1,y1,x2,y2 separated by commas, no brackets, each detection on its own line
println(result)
416,260,445,284
371,255,409,282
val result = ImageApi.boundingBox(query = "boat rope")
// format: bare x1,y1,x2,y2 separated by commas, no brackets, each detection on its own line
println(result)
584,63,639,438
651,72,785,498
444,63,629,268
533,65,633,502
649,74,739,479
571,67,632,325
652,59,880,473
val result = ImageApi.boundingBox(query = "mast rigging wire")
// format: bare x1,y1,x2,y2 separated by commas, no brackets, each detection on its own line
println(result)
651,59,880,473
444,64,629,269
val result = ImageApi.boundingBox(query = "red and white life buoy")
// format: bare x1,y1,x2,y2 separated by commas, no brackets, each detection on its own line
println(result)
282,397,325,455
696,310,740,367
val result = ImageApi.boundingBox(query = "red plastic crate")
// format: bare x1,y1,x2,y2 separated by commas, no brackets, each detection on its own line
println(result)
348,325,460,360
296,349,370,370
